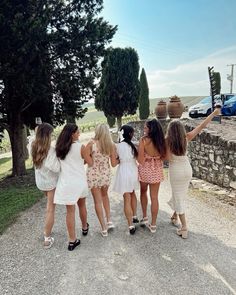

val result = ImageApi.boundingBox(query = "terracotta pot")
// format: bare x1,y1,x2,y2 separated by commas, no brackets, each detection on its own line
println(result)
167,96,184,118
155,100,167,119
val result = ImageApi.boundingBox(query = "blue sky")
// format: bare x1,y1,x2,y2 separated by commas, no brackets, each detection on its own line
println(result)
101,0,236,97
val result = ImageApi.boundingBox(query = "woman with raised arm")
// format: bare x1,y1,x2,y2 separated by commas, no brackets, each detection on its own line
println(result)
166,107,221,239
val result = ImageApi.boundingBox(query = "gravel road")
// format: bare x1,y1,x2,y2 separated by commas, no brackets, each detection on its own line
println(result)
0,132,235,295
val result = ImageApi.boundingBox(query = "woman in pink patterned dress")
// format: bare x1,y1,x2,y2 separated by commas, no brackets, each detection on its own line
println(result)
85,124,117,237
138,119,166,233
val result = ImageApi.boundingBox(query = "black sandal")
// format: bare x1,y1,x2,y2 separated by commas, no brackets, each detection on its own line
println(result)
82,223,89,236
68,239,80,251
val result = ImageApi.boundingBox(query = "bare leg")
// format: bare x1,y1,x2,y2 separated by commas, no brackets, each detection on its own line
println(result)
171,211,177,219
178,213,187,230
44,189,56,237
66,205,76,242
123,193,133,226
77,197,87,229
140,182,148,218
91,187,107,231
130,191,137,217
101,186,111,222
149,183,160,226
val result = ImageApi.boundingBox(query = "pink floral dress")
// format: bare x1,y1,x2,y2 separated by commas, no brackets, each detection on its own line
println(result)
87,142,111,189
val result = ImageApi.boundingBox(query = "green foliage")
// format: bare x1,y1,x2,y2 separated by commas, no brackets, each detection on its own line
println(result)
213,72,221,95
106,115,116,128
139,68,150,120
0,0,117,175
95,47,140,122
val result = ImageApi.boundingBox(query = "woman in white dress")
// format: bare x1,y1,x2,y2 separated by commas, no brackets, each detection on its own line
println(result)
31,123,60,249
54,124,92,251
166,107,221,239
113,125,139,234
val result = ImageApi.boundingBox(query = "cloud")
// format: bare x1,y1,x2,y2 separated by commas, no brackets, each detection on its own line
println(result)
148,45,236,98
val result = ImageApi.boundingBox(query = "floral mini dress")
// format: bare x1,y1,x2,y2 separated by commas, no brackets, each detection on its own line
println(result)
87,142,111,189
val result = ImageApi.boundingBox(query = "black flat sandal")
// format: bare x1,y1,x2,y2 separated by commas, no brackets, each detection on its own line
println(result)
82,223,89,236
68,239,80,251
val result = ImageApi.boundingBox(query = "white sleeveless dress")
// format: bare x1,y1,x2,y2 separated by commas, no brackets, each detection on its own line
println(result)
167,153,192,214
113,142,139,195
54,142,88,205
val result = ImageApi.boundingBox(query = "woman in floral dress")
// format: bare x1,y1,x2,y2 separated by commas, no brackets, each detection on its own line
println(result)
85,124,117,237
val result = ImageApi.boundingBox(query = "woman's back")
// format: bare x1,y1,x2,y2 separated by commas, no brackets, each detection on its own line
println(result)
143,137,161,158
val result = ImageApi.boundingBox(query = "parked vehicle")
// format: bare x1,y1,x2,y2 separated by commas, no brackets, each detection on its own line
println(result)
189,93,236,118
189,96,212,118
221,95,236,116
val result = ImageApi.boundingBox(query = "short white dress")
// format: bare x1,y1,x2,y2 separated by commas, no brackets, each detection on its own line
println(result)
34,146,59,192
54,142,88,205
167,153,192,214
113,142,139,195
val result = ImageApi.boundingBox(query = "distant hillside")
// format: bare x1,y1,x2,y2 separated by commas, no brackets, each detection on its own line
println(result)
79,96,205,124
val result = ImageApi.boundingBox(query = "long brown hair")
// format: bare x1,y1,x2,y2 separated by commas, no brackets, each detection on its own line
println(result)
166,120,187,156
56,123,78,160
31,123,53,168
146,119,166,158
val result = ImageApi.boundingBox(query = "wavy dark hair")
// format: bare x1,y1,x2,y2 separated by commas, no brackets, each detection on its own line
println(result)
166,120,187,156
119,125,138,158
146,118,166,158
56,123,78,160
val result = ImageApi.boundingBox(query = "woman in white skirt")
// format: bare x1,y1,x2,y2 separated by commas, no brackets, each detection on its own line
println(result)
31,123,60,249
166,107,221,239
113,125,139,234
54,124,92,251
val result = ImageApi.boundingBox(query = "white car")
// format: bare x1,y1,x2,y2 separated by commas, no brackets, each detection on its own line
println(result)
189,96,212,118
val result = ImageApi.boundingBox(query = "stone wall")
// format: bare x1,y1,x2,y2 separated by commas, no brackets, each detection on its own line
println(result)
185,124,236,189
128,119,236,189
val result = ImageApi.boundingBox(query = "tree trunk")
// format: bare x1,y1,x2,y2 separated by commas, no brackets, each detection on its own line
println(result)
66,115,76,124
8,114,26,176
23,125,29,160
117,116,122,130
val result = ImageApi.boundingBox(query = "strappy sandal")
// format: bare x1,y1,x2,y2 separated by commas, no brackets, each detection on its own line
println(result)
129,225,136,235
140,217,148,227
44,236,54,249
68,239,81,251
177,228,188,239
132,216,139,224
82,223,89,236
147,224,157,233
107,221,115,230
101,230,108,237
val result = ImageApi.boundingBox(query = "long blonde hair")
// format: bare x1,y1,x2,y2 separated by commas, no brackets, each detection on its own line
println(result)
31,123,53,168
166,120,187,156
94,123,113,155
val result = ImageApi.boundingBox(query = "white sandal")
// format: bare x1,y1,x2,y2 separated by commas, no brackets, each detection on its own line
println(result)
147,224,157,233
101,230,108,237
140,217,148,227
44,236,54,249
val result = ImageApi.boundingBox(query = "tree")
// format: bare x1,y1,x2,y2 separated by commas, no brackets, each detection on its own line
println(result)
139,68,149,119
106,115,116,128
0,0,116,176
213,72,221,95
95,47,140,129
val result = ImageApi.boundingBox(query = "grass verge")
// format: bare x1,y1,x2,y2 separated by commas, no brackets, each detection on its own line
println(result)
0,158,43,235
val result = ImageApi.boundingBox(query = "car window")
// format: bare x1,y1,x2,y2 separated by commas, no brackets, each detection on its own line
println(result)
225,96,236,104
225,94,235,101
200,97,211,104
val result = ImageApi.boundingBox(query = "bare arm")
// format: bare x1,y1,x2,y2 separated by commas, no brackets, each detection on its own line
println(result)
81,142,93,166
137,137,145,165
110,144,119,167
186,108,221,141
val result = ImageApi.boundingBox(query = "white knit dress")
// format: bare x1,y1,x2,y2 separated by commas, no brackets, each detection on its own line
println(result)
54,142,88,205
113,142,139,195
167,154,192,214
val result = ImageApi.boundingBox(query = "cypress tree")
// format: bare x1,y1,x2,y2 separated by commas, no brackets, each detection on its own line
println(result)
139,68,150,120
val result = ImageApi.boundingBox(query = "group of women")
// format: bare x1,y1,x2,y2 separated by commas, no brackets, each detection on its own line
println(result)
31,107,220,251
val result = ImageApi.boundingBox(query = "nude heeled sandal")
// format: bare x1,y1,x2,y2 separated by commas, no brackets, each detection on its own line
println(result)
176,228,188,239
